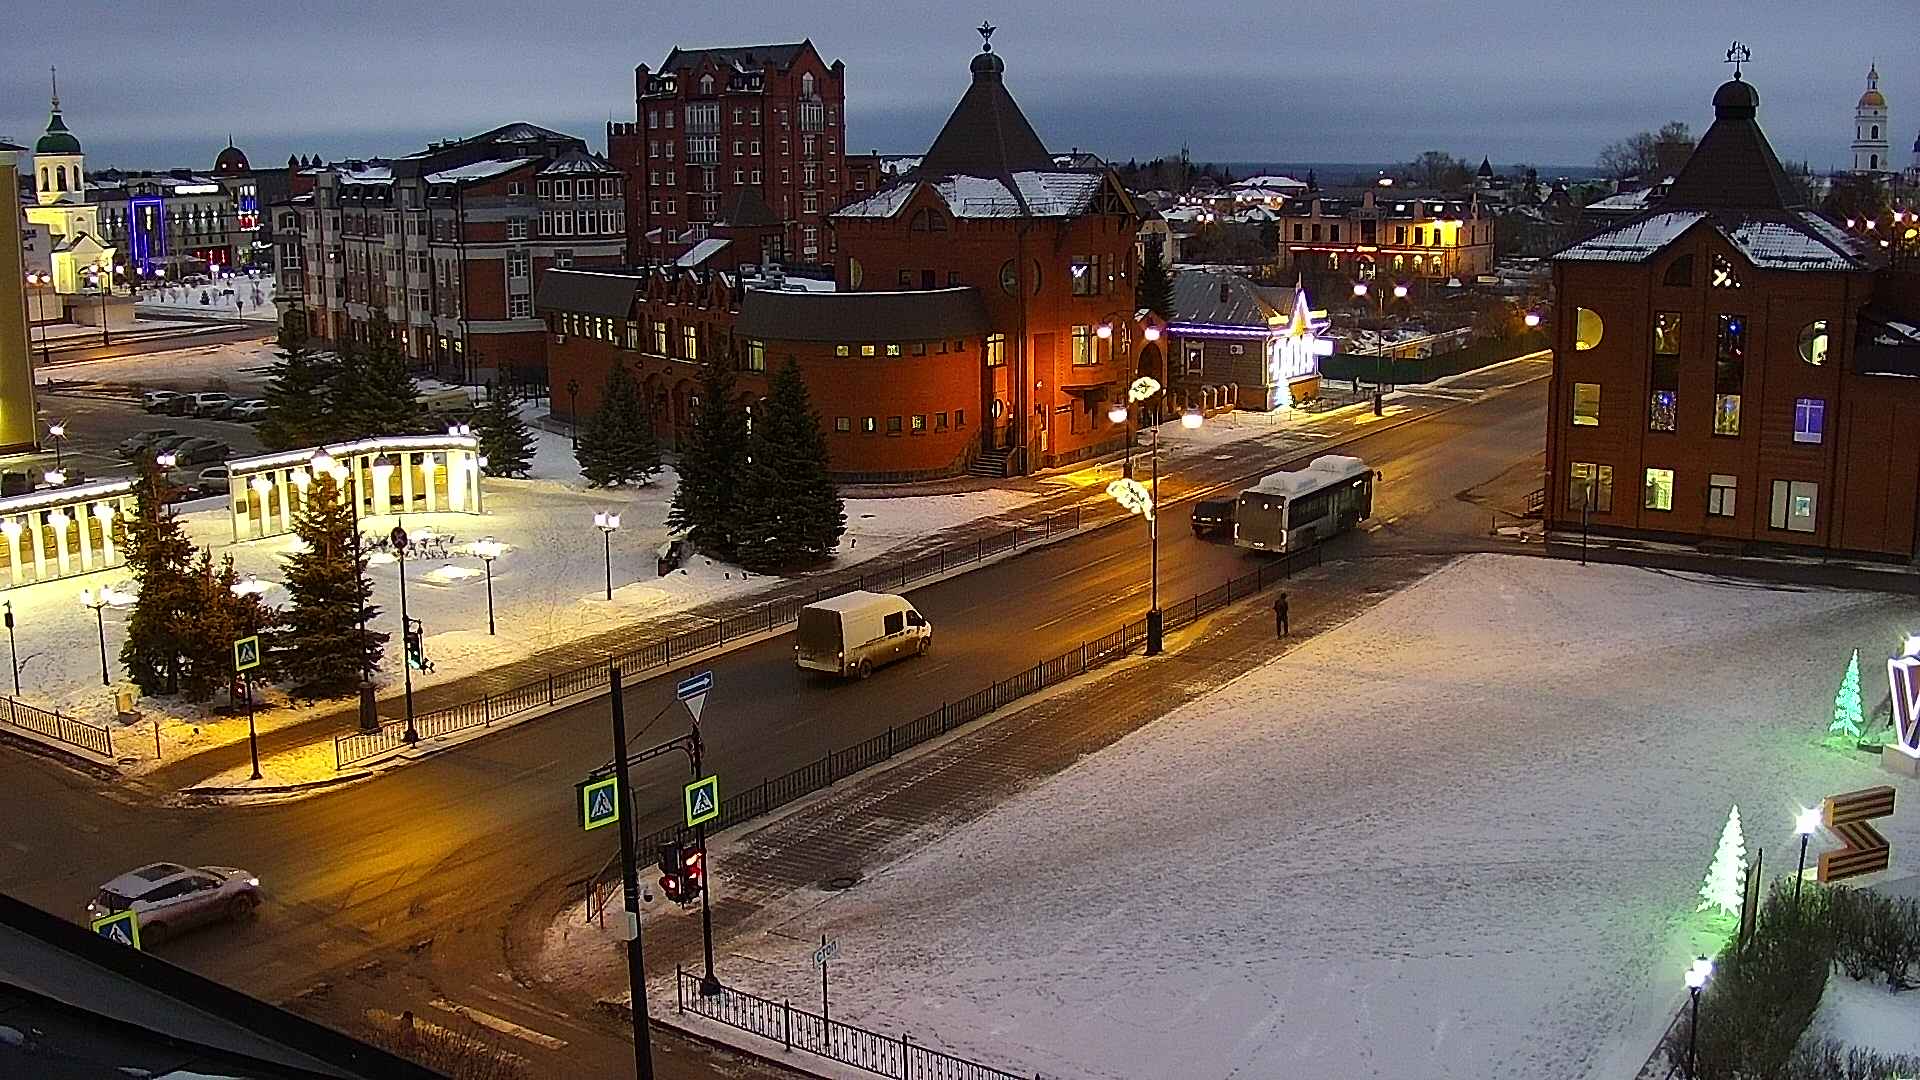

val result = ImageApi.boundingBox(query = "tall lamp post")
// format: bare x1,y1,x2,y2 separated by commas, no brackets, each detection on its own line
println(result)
471,538,503,635
25,273,50,371
80,588,110,686
1684,956,1712,1078
1107,378,1202,657
3,600,18,696
1793,807,1821,906
568,379,582,447
390,525,418,743
594,512,620,601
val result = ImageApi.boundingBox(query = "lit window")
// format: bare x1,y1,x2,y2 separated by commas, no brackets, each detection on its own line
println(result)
1798,320,1829,365
1769,479,1817,533
745,339,766,371
985,333,1006,368
1648,390,1676,432
1713,394,1741,436
1568,462,1613,513
1573,307,1603,350
834,416,851,433
834,345,850,357
860,344,876,357
885,343,902,357
1707,474,1737,518
1711,253,1742,289
681,324,699,360
911,414,926,433
861,417,876,434
1572,382,1600,427
1653,312,1681,355
1071,325,1098,366
1644,467,1674,511
1793,398,1824,444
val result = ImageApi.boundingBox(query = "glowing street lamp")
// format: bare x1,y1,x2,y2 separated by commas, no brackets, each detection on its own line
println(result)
1685,956,1712,1078
1524,311,1543,328
470,537,504,635
44,469,66,488
1794,807,1822,905
46,421,65,469
155,451,177,470
594,512,621,601
1095,322,1113,340
79,587,111,686
1142,325,1161,343
1103,376,1192,656
1392,283,1409,300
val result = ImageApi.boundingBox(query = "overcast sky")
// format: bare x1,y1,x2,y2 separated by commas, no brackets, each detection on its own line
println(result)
0,0,1907,175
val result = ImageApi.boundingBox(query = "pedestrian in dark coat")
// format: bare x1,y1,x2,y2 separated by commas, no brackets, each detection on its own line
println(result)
1274,591,1290,638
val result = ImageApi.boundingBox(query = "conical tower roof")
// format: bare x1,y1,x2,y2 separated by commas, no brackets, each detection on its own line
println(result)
35,68,81,156
1661,74,1803,210
913,23,1052,179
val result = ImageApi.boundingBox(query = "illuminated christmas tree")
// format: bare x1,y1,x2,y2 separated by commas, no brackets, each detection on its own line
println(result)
1697,805,1748,917
1828,649,1864,745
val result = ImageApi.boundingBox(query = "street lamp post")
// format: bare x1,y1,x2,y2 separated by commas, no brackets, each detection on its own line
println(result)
568,379,582,447
1794,807,1821,906
25,273,51,372
390,525,417,743
1685,956,1712,1078
3,601,18,696
46,421,64,470
80,588,110,686
471,538,503,635
594,512,620,601
1108,381,1200,658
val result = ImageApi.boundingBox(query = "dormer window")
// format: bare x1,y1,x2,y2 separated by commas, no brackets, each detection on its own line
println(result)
801,73,815,98
699,74,715,96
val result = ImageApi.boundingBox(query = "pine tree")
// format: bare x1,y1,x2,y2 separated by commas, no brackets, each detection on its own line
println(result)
576,360,660,487
175,552,273,703
1137,240,1176,320
1697,805,1748,917
259,328,341,450
119,464,196,694
333,329,426,439
475,382,535,478
1829,649,1865,745
734,358,844,572
668,348,749,556
277,472,385,698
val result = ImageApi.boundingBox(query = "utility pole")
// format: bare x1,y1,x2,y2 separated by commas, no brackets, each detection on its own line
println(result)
691,722,719,997
609,666,657,1080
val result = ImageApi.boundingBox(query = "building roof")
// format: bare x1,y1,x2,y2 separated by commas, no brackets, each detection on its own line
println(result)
0,893,439,1079
534,268,640,318
913,38,1054,179
835,170,1113,220
677,237,732,268
36,104,80,156
466,121,576,146
714,187,780,228
737,286,989,343
423,158,529,185
1857,307,1920,377
214,141,250,176
1661,77,1805,211
1172,270,1293,328
659,42,811,73
1555,208,1868,272
536,149,616,176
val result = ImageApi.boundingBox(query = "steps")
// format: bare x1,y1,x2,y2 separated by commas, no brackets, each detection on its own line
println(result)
968,448,1012,479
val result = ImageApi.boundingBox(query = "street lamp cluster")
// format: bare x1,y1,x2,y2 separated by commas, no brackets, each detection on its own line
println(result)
1352,281,1409,416
1105,376,1203,655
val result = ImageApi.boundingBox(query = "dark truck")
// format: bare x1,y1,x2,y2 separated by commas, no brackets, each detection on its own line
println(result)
1190,498,1236,537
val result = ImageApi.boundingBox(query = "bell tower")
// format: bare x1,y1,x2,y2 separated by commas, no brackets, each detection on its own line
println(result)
1853,63,1891,174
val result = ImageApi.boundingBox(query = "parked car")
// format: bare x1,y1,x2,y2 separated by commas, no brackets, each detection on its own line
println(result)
225,399,268,422
195,464,231,496
186,393,236,417
148,434,199,457
1190,498,1236,537
796,591,931,679
85,862,261,945
117,429,178,458
142,390,182,413
171,437,231,466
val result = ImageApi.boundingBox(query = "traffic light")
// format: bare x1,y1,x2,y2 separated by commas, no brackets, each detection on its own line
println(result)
403,617,426,670
656,841,704,904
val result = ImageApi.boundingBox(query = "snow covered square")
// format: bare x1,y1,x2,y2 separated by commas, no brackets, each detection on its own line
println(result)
693,554,1920,1079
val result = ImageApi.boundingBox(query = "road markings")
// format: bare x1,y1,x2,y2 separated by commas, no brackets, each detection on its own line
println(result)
431,998,569,1050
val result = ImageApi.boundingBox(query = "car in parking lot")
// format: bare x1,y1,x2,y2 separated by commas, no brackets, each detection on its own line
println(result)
142,390,181,413
170,437,231,466
185,393,236,417
194,464,231,496
85,862,261,945
117,429,178,458
147,434,199,458
225,399,268,422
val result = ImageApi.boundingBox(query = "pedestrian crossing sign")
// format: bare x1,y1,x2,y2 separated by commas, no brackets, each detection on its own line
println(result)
92,908,141,950
685,775,720,828
581,775,620,831
232,635,261,673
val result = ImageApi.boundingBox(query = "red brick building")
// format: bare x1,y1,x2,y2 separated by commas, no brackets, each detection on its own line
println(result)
544,29,1146,481
608,42,847,268
1547,72,1920,556
293,124,624,385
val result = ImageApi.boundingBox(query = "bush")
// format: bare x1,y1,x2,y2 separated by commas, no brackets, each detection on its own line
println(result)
1783,1039,1920,1080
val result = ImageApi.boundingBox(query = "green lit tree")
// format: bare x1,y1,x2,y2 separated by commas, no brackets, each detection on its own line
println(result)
576,360,660,487
668,348,749,556
1829,649,1865,746
1137,240,1176,320
733,358,845,572
119,463,196,694
259,328,341,450
276,472,385,697
1697,805,1748,918
474,383,535,478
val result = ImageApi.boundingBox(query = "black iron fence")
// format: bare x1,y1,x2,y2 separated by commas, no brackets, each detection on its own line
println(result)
335,506,1086,770
1,696,113,759
676,968,1028,1080
586,543,1322,920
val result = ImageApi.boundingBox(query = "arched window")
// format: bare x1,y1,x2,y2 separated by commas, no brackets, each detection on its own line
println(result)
801,73,815,97
1392,254,1405,272
38,167,47,192
1872,125,1879,140
55,165,67,192
1872,154,1880,170
699,74,714,95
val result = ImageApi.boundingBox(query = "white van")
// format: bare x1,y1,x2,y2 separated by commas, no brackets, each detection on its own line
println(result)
795,591,931,679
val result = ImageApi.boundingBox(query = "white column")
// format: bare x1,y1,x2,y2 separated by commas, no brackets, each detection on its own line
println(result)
421,453,437,513
29,515,46,581
230,476,247,542
76,505,95,571
276,471,294,532
50,513,71,577
371,458,394,515
472,456,484,513
446,451,467,512
95,503,118,565
400,451,417,512
1,520,21,587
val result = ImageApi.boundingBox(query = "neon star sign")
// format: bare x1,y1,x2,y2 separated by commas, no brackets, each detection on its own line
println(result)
1267,286,1334,406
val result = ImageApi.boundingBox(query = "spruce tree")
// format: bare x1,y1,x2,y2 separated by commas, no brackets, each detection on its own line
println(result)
734,357,844,572
259,328,341,450
475,382,535,478
335,329,427,438
668,348,749,556
176,552,273,703
1138,241,1176,320
119,464,196,694
1829,649,1865,745
277,472,385,698
576,360,659,487
1697,805,1748,917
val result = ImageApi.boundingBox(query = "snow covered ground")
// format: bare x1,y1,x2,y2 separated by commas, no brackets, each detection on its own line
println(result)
134,276,277,322
678,555,1920,1080
44,337,282,393
10,421,1037,778
1799,970,1920,1059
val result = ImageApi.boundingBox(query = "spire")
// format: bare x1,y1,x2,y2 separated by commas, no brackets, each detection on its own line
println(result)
914,24,1054,179
1868,61,1879,89
36,66,82,156
50,66,59,111
1662,60,1802,211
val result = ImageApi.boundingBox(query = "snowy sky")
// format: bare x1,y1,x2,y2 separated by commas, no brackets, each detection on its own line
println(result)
0,0,1907,175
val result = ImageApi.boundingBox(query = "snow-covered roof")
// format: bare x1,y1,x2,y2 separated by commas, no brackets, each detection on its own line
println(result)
537,149,616,176
1233,174,1307,190
1247,455,1370,498
835,170,1111,220
1582,189,1656,214
677,238,731,268
1557,209,1868,272
1556,212,1707,262
424,159,528,185
337,165,394,186
1721,219,1863,271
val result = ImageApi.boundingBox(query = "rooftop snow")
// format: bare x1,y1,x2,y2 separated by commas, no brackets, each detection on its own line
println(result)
1721,218,1861,271
836,171,1107,220
423,159,527,184
1555,212,1705,262
676,238,731,268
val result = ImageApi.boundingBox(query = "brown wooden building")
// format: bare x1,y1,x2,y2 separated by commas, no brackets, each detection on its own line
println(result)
1546,72,1920,557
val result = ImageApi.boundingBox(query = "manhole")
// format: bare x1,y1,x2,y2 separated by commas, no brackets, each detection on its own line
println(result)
822,873,861,891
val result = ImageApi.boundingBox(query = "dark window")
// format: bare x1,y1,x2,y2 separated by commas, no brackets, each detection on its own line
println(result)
956,409,966,427
922,269,936,289
1662,254,1694,286
887,416,902,434
884,612,905,635
834,416,851,433
935,412,948,430
897,269,912,288
948,271,962,286
911,342,926,356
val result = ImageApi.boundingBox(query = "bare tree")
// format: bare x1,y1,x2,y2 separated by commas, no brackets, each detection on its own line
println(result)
1596,122,1695,181
1398,151,1471,191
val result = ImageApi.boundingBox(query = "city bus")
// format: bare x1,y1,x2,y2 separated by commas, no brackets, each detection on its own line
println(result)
1233,455,1376,553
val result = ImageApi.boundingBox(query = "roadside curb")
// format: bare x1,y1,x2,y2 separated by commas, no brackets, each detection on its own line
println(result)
181,770,374,799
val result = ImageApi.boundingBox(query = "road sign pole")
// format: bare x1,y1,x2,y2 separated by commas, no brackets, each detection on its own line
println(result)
246,673,261,781
821,934,829,1024
609,665,657,1080
693,725,719,998
396,533,417,743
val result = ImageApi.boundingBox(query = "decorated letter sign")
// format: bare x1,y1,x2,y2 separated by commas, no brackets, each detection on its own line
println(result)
1817,785,1896,884
1265,287,1335,406
1889,644,1920,757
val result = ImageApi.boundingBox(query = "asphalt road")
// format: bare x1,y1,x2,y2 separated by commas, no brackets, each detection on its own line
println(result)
0,368,1547,1073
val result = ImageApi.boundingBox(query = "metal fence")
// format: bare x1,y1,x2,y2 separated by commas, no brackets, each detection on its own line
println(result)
335,507,1086,770
676,969,1028,1080
587,542,1322,920
1,696,113,759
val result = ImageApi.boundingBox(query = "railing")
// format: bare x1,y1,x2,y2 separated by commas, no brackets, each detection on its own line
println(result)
336,506,1086,770
677,969,1027,1080
1,696,113,759
586,543,1322,920
1525,488,1546,517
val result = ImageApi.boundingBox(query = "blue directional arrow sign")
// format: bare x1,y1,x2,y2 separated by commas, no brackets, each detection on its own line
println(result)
676,670,713,722
92,908,141,950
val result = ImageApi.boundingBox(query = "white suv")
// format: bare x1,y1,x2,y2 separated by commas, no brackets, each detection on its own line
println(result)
85,862,261,944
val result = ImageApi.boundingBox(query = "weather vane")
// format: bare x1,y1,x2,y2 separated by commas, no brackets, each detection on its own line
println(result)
1724,41,1751,79
977,21,996,52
